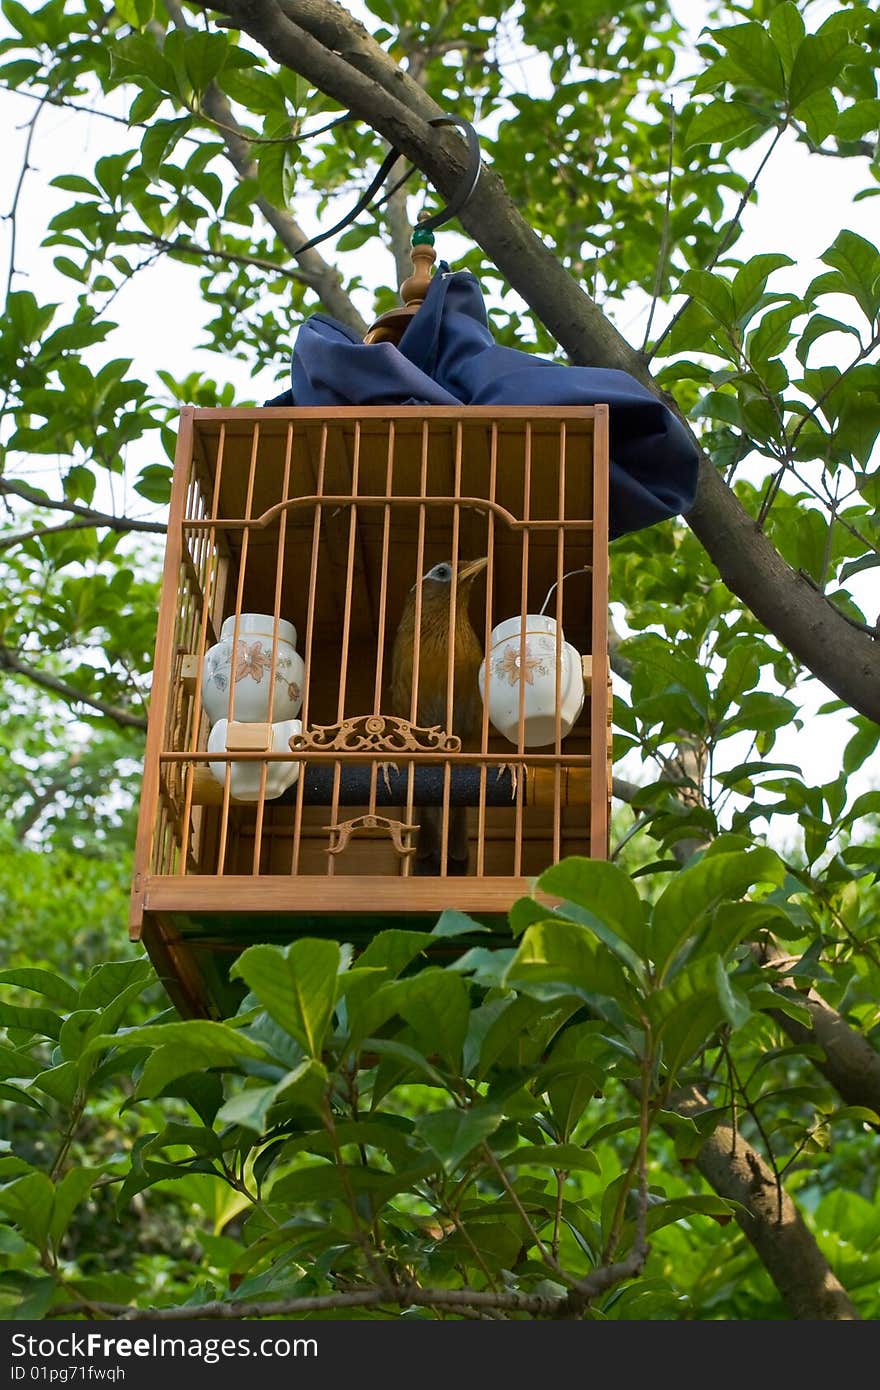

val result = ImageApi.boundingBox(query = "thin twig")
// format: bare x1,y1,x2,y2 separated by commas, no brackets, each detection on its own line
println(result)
641,100,676,354
648,123,786,362
0,643,148,731
3,93,48,306
130,232,318,284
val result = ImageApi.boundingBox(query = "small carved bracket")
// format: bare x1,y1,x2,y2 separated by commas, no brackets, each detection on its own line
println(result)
324,814,419,858
290,714,461,754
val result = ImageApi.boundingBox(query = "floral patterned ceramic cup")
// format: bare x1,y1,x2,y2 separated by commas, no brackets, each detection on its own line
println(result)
478,614,584,747
201,614,304,725
207,718,303,801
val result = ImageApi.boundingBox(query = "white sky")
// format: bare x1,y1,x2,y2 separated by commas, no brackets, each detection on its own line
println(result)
0,1,876,828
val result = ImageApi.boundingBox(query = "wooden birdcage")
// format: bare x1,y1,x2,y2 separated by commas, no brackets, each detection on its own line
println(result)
130,403,611,1017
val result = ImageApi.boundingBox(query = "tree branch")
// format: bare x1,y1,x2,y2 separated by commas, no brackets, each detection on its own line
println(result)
0,644,148,731
164,0,367,336
669,1087,859,1319
189,0,880,721
3,92,47,305
756,943,880,1117
52,1273,635,1320
132,232,321,285
0,478,166,532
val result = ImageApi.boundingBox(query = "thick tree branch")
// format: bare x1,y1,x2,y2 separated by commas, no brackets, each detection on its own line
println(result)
164,0,367,336
0,644,148,731
757,943,880,1117
669,1088,859,1319
51,1267,641,1319
192,0,880,722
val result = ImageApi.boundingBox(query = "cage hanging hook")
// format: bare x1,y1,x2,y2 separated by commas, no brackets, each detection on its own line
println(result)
292,113,481,257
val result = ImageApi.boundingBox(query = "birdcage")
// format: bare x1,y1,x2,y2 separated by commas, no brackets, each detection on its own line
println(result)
130,403,611,1017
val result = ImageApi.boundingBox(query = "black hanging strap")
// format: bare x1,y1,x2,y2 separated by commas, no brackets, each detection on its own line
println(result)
292,113,481,257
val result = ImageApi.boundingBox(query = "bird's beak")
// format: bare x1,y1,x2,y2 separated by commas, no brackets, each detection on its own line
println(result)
458,555,489,583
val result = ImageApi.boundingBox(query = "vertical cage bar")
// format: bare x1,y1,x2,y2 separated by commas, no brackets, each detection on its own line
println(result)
591,407,610,858
130,409,194,936
403,421,430,877
367,423,396,819
439,420,464,874
251,420,295,875
476,421,498,878
216,422,260,875
178,423,227,877
291,423,327,876
328,420,361,875
513,422,532,877
553,421,566,864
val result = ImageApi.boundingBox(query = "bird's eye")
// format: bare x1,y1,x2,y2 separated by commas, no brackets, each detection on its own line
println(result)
424,562,452,582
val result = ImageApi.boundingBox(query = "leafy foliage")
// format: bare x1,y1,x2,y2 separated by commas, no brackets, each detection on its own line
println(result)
0,0,878,1322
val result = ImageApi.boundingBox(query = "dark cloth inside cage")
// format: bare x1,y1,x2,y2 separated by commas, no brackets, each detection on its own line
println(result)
266,267,699,539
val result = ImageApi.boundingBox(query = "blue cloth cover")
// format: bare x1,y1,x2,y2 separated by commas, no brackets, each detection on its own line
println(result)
266,267,698,539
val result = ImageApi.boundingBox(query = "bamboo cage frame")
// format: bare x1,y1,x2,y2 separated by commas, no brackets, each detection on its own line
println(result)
130,405,611,1016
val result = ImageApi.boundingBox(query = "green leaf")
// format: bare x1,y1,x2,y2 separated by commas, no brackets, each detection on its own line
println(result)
716,692,798,738
820,229,880,321
685,101,765,149
748,302,801,363
182,32,230,93
679,270,736,328
796,314,861,365
140,117,191,179
644,1193,741,1234
504,920,635,1013
768,2,805,78
648,955,747,1075
537,859,646,958
717,21,786,97
476,996,547,1079
32,1062,79,1108
789,30,855,109
231,939,340,1059
79,959,152,1011
844,719,880,776
651,847,785,977
0,969,77,1009
113,0,152,27
0,1002,63,1040
396,970,470,1070
218,1059,328,1132
125,1021,270,1098
415,1103,503,1172
49,1169,99,1243
498,1143,601,1174
269,1158,435,1206
220,66,287,116
360,1037,450,1089
837,99,880,142
0,1173,55,1248
431,909,490,938
731,254,795,322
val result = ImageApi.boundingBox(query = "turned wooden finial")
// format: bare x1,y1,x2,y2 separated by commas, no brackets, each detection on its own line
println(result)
400,234,437,311
363,225,436,345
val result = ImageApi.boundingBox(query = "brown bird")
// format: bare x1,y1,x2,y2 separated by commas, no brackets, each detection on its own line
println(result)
390,556,488,875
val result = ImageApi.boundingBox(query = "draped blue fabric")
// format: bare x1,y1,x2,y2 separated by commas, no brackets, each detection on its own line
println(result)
266,267,698,539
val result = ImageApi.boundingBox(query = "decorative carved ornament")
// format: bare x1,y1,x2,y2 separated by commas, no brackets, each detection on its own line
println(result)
324,814,418,858
289,714,461,754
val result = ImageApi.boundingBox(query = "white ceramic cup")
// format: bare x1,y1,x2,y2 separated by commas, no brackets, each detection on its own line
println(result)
478,614,585,747
207,718,303,801
201,614,304,724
